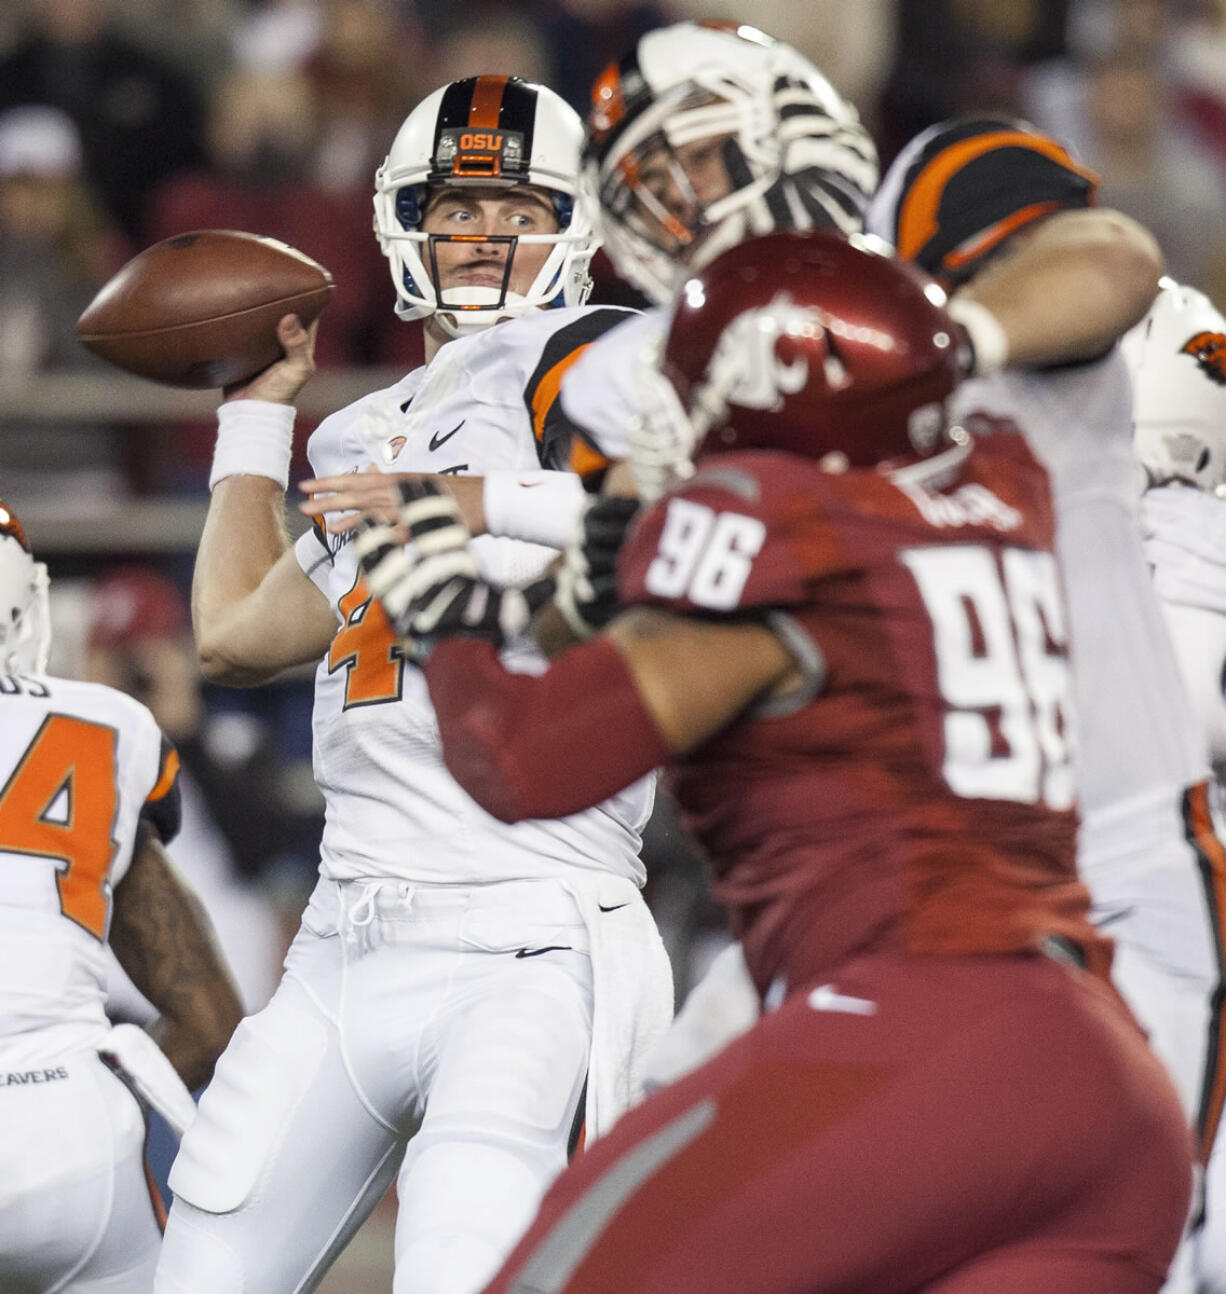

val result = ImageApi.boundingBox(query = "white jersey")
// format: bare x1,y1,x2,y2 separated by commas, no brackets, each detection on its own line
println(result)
1144,484,1226,775
953,352,1208,880
559,308,668,461
295,306,655,887
0,672,179,1057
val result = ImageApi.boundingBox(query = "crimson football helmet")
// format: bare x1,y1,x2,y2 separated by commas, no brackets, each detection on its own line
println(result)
374,76,597,338
584,21,879,305
632,231,964,499
0,501,51,675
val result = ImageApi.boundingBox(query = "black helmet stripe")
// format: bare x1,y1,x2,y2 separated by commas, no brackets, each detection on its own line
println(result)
498,78,537,160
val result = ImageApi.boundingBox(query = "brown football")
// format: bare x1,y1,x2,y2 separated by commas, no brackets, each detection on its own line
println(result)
76,230,335,389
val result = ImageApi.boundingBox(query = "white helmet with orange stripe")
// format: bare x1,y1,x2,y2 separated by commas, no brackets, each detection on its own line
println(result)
583,21,879,305
374,76,597,337
0,501,51,675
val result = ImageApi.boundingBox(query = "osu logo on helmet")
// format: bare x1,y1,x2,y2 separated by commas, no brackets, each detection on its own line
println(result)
1181,331,1226,386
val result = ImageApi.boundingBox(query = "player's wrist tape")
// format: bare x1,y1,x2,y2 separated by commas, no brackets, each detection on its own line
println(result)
210,400,296,491
947,298,1009,378
482,471,587,549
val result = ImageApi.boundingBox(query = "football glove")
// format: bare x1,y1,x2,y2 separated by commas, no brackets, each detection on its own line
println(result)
554,494,641,640
355,479,551,659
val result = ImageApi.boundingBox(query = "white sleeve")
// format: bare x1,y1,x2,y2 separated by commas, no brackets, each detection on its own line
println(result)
1158,599,1226,776
294,527,333,597
482,470,586,548
558,309,669,461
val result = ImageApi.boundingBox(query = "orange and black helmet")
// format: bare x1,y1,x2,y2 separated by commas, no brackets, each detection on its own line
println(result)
868,117,1099,284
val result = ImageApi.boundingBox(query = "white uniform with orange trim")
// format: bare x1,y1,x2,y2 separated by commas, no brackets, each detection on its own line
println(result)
1141,483,1226,1292
953,358,1216,1294
157,306,671,1294
0,670,181,1293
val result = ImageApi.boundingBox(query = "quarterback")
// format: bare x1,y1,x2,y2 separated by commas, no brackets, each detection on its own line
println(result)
153,76,670,1294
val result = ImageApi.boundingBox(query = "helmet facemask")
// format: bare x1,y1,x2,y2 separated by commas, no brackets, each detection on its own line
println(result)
375,180,596,338
0,506,51,676
586,40,878,305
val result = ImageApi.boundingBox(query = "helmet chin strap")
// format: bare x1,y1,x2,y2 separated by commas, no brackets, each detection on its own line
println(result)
433,286,533,338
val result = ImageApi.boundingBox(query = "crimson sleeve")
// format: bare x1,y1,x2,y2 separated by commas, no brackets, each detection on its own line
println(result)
423,636,670,823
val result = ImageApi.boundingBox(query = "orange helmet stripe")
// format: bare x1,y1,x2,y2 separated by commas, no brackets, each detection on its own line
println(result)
468,75,508,129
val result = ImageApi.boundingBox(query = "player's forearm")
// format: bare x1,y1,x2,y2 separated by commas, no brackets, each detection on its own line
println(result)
111,832,244,1089
959,209,1163,368
424,635,669,822
193,476,295,682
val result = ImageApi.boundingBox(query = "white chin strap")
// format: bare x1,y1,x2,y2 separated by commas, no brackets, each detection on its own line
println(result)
433,287,533,338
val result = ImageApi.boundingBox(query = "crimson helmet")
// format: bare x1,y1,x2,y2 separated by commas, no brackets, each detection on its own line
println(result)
638,231,963,493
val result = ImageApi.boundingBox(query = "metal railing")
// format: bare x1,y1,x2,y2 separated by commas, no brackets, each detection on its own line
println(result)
1,366,403,552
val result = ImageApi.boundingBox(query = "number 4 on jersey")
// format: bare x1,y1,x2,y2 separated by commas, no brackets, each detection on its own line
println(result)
328,571,407,708
0,714,120,939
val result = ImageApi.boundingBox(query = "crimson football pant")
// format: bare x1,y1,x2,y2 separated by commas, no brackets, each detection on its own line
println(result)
483,952,1193,1294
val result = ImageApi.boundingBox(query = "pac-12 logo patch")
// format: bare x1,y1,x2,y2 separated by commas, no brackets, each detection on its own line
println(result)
1181,330,1226,385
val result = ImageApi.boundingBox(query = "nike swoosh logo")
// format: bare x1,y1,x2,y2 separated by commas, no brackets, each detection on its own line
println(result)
598,903,628,913
438,464,469,475
519,481,545,489
808,984,877,1015
514,945,573,958
429,420,465,452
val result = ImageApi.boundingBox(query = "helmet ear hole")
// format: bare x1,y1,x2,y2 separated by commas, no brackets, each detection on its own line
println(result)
395,186,423,230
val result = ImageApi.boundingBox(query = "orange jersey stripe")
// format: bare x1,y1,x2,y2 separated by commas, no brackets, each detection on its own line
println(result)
896,131,1097,263
147,747,180,804
528,343,613,479
943,201,1063,271
530,344,597,444
1187,779,1226,1164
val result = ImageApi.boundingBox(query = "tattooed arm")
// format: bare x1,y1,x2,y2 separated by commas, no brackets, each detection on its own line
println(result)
110,823,244,1090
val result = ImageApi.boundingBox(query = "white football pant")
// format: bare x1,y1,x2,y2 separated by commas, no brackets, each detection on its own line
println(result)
0,1046,162,1292
154,875,593,1294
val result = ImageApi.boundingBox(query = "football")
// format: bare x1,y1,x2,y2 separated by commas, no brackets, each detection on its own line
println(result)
76,230,335,389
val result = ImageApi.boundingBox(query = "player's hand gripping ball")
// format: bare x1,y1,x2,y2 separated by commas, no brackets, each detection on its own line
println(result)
76,230,334,389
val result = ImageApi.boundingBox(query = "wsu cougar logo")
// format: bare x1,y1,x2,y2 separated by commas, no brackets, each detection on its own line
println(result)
1181,330,1226,385
700,293,842,416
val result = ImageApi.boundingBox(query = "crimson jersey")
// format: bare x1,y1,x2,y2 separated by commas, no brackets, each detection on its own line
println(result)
618,432,1106,993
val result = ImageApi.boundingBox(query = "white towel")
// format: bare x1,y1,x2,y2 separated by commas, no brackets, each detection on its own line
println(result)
557,872,675,1141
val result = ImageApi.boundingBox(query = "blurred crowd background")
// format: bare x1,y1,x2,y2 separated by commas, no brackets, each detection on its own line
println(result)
1,0,1223,1031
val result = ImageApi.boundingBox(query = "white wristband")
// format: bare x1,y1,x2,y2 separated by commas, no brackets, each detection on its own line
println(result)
209,400,297,491
947,298,1010,377
482,471,587,549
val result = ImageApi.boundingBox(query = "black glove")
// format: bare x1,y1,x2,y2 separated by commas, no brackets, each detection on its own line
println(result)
356,479,550,658
554,494,642,640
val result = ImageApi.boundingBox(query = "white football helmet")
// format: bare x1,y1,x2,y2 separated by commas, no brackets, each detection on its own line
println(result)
373,76,597,338
583,21,879,305
0,502,50,675
1122,279,1226,496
